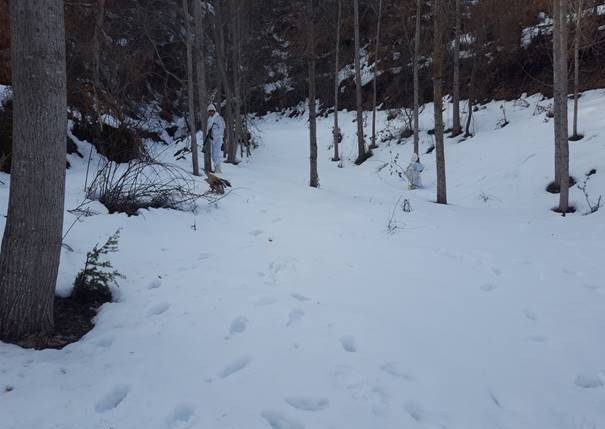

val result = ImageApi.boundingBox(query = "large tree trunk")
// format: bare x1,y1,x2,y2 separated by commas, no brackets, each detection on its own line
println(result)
332,0,341,162
307,0,319,187
413,0,421,155
433,0,447,204
353,0,367,164
194,0,210,172
183,0,200,176
0,0,67,341
554,0,570,213
451,0,462,136
370,0,383,150
572,0,583,140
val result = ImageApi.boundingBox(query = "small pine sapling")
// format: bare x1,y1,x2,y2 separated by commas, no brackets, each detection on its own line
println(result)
73,229,124,304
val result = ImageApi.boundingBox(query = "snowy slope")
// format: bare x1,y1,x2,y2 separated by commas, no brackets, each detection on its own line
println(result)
1,91,605,429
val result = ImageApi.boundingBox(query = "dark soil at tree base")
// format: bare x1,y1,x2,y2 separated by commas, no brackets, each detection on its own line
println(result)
546,176,577,194
14,295,108,350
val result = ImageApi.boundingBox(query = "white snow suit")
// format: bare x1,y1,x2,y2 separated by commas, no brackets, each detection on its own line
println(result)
404,154,424,189
207,112,225,170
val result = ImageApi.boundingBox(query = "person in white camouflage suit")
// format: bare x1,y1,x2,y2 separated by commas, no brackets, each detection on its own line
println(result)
404,153,424,190
207,103,225,173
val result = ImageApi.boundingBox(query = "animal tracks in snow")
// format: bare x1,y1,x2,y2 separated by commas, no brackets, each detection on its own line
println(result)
285,396,329,412
254,296,278,307
147,302,171,317
380,362,414,381
287,309,305,326
95,384,130,413
291,293,310,302
166,403,196,429
261,410,304,429
575,373,604,389
147,278,162,289
219,356,253,379
229,316,248,335
341,336,357,353
480,283,498,292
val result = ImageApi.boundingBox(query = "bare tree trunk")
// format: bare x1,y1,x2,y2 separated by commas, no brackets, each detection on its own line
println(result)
0,0,67,341
332,0,341,162
230,0,242,164
183,0,200,176
433,0,447,204
214,0,235,163
572,0,583,139
307,0,319,187
93,0,106,128
194,0,210,172
370,0,383,150
413,0,421,155
464,57,477,138
554,0,570,213
451,0,462,136
353,0,367,164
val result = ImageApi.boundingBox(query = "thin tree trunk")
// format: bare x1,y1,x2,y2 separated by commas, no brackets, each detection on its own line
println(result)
0,0,67,341
214,0,235,163
464,57,477,138
553,0,561,186
572,0,582,139
308,0,319,187
230,0,242,164
370,0,383,150
93,0,106,128
333,0,341,162
353,0,367,164
451,0,462,136
433,0,447,204
183,0,200,176
413,0,421,155
194,0,210,172
554,0,570,213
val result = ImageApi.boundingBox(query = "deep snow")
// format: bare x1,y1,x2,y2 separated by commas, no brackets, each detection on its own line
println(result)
1,91,605,429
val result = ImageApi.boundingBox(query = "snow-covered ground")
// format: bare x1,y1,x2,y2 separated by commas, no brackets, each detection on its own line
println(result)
1,91,605,429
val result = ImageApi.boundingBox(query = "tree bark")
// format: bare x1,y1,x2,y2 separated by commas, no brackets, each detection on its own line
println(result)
332,0,341,162
308,0,319,187
230,0,242,163
214,0,235,163
553,0,570,213
0,0,67,341
370,0,383,150
413,0,421,155
353,0,367,164
451,0,462,136
433,0,447,204
194,0,210,172
572,0,582,139
183,0,200,176
93,0,106,128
